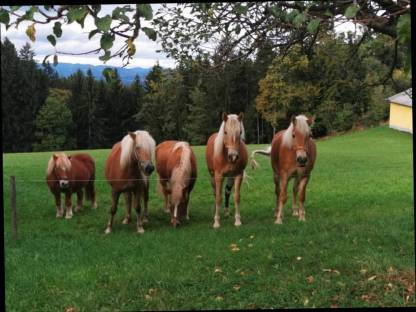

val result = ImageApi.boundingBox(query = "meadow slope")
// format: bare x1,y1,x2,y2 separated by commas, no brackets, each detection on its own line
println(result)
3,126,415,310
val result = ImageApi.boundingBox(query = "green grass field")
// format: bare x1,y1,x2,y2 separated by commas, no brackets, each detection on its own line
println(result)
3,126,415,310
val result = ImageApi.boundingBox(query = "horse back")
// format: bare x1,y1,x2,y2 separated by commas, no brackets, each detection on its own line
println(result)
70,153,95,178
156,140,178,180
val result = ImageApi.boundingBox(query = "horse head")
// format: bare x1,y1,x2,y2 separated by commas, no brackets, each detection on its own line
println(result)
127,131,155,176
290,115,314,167
221,112,245,163
51,153,72,189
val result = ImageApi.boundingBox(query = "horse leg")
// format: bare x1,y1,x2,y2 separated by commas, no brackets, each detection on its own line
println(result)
65,192,73,219
105,191,120,234
213,173,224,229
224,177,234,217
122,192,132,224
54,192,63,218
292,178,300,217
275,174,288,224
273,174,280,218
185,191,190,220
75,189,83,212
134,189,145,234
142,179,150,223
160,180,170,214
298,176,310,222
233,174,243,227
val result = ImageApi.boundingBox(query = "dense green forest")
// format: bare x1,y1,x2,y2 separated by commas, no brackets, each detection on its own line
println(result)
1,28,410,153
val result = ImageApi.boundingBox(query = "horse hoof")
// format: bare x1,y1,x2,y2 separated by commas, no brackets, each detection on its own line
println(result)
292,211,299,217
213,222,220,229
65,214,73,219
104,227,112,234
234,220,242,227
122,218,130,225
224,209,229,218
299,217,306,222
137,228,145,234
92,203,98,209
56,212,63,218
274,219,282,225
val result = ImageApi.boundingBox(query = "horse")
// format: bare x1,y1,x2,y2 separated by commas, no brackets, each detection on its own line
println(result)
46,152,97,219
104,130,156,234
155,141,197,227
251,115,317,224
206,112,248,228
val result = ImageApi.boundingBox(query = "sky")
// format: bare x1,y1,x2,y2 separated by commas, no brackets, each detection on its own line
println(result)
0,4,177,68
1,4,361,69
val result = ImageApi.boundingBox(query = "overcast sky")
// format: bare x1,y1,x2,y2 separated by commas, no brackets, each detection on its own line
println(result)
1,4,360,69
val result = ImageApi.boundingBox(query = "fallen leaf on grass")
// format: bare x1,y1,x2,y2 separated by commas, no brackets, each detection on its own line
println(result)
215,296,224,301
230,243,238,248
65,308,77,312
306,276,314,284
296,256,302,261
196,255,203,259
248,243,253,248
367,275,377,281
231,246,240,252
145,294,152,300
233,284,241,291
214,267,222,273
303,298,309,306
250,235,255,239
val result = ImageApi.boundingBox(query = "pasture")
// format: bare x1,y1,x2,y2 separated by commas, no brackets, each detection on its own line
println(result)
3,126,415,310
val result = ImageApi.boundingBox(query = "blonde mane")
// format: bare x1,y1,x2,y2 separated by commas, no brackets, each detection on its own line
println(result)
46,152,71,177
120,130,156,169
214,114,245,158
282,115,311,148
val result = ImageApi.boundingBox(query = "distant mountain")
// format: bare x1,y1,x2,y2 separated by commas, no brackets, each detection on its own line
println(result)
36,62,152,85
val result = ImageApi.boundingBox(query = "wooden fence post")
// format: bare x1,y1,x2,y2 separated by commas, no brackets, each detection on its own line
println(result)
10,175,17,240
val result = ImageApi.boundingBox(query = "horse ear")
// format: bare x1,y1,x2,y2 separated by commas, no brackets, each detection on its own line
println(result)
222,112,228,122
53,153,58,161
307,115,315,126
238,112,244,121
128,131,136,140
291,115,297,126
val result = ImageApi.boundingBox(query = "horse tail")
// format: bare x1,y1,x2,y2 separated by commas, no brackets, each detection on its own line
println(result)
250,146,272,169
242,170,252,188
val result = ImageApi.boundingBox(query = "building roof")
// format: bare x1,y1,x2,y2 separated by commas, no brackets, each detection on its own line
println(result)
387,88,412,107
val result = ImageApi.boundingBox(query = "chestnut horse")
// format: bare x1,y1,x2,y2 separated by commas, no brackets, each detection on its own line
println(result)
156,141,197,227
206,112,248,228
251,115,317,224
46,152,96,219
104,130,156,234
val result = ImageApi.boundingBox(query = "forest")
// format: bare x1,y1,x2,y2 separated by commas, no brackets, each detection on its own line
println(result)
1,3,411,153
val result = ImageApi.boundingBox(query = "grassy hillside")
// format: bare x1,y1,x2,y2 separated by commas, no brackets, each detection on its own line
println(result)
3,126,415,310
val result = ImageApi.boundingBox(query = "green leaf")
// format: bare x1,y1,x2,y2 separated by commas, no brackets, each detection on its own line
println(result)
102,67,115,82
10,6,20,12
26,24,36,42
0,9,10,25
47,34,56,46
396,14,410,45
293,12,307,27
53,22,62,38
99,51,111,62
142,27,157,41
307,19,320,33
234,3,248,15
286,9,299,22
53,54,58,66
95,15,112,32
100,33,114,50
137,4,153,20
88,29,100,40
344,4,360,19
67,6,88,24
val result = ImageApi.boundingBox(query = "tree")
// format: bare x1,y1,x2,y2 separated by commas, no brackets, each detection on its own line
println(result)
183,84,209,145
33,89,74,151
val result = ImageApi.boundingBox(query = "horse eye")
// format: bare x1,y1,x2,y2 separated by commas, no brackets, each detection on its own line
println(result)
224,131,227,135
292,133,295,138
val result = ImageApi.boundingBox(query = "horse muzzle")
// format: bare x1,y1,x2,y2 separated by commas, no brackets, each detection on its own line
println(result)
227,150,239,163
59,180,69,189
141,161,154,176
